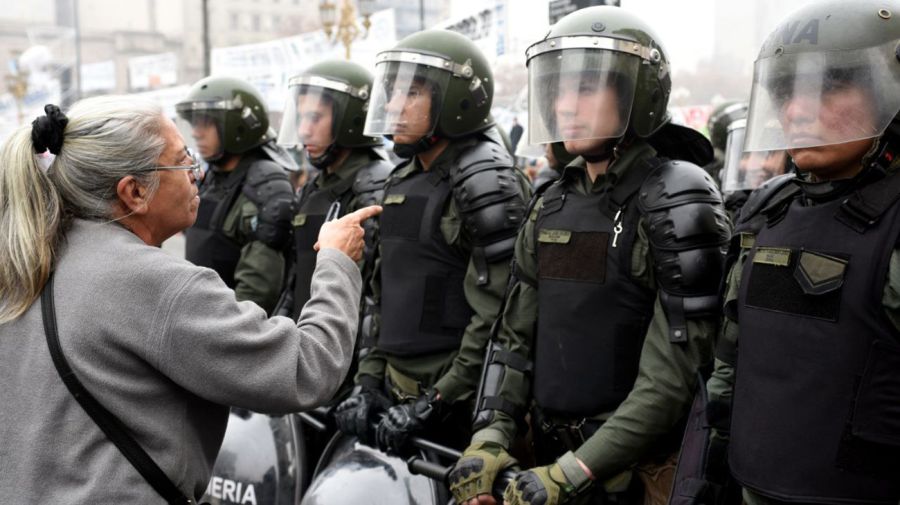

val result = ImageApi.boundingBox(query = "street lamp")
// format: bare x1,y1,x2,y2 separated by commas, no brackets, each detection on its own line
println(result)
318,0,376,60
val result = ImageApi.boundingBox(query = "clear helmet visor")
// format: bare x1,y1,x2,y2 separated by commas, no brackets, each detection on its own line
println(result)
363,60,450,139
175,104,227,162
722,118,788,193
527,48,639,145
278,84,345,154
745,40,900,152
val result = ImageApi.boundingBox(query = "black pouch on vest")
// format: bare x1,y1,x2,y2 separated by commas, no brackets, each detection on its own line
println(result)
837,339,900,476
746,248,847,321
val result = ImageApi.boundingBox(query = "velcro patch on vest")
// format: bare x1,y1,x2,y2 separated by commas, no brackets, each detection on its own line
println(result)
293,213,307,227
538,230,608,283
794,251,847,296
538,229,572,244
746,247,846,322
381,196,427,240
739,233,756,249
753,247,791,267
384,194,406,205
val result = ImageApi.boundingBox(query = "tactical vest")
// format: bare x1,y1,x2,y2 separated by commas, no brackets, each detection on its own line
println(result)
290,173,357,318
184,161,250,288
532,162,657,417
377,167,473,356
731,177,900,503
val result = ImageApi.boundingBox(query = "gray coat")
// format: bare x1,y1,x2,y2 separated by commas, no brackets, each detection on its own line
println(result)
0,219,362,503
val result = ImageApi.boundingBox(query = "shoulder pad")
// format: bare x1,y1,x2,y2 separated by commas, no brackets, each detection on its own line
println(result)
638,159,722,213
451,138,515,183
734,173,798,233
243,159,293,203
451,140,528,260
352,158,394,195
641,159,730,330
242,159,294,249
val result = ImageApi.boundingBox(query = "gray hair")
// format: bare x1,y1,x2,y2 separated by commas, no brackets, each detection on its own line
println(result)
0,95,168,323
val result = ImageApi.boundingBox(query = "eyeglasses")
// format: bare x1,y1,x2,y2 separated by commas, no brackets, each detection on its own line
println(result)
139,149,203,180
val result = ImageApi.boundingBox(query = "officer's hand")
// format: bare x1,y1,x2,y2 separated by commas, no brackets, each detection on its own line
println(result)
333,385,392,445
503,461,585,505
375,389,440,453
449,441,517,505
315,205,382,261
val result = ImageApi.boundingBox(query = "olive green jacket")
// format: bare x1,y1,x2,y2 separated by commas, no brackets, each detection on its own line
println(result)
356,136,533,404
217,178,286,314
473,140,719,481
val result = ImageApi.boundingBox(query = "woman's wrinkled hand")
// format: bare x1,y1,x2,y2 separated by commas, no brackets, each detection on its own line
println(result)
315,205,383,261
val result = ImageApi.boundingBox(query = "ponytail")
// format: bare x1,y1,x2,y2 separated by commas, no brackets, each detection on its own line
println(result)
0,127,63,323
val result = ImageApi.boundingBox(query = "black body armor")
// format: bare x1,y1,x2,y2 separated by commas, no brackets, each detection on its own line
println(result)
289,157,392,318
730,172,900,504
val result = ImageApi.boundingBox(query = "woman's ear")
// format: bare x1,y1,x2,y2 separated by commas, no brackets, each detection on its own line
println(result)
116,176,151,215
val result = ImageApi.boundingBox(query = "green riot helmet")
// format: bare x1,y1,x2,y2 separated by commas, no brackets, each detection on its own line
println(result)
176,76,270,162
707,101,749,153
363,29,494,157
279,59,382,169
744,0,900,153
526,5,671,146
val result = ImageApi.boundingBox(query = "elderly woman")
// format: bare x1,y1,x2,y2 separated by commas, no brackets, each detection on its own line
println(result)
0,96,381,503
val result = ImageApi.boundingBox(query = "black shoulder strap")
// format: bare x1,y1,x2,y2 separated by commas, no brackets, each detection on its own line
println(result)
835,167,900,234
41,275,194,505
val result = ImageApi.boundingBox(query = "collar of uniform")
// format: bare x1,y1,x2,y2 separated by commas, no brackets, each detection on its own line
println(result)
563,139,656,195
392,135,480,181
315,149,372,188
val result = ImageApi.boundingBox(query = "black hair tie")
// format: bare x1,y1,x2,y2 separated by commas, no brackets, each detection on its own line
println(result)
31,104,68,155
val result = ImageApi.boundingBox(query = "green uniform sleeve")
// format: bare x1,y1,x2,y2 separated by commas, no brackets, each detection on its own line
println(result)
226,197,285,314
433,189,527,403
705,248,746,445
574,222,717,479
472,199,541,448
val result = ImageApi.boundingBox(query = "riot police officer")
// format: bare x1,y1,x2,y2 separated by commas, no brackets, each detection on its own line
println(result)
449,7,729,505
706,1,900,504
333,29,532,452
177,77,295,314
718,111,789,221
276,60,392,324
705,101,749,183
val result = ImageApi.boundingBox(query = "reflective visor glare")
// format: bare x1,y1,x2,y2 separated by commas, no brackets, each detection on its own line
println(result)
278,86,339,148
175,109,225,160
744,40,900,152
363,61,448,137
722,124,788,193
527,49,639,145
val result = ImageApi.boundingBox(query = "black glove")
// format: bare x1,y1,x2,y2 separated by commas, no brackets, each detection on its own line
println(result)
376,388,440,453
334,382,392,445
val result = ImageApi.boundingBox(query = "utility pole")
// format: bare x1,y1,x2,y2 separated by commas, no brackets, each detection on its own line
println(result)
202,0,210,76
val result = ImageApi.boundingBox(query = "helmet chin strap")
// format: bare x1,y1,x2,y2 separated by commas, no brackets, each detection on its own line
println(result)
580,137,627,163
392,134,441,159
307,143,340,169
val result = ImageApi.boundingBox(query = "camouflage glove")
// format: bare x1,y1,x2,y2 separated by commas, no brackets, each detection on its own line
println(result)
449,440,517,504
334,383,392,445
504,452,593,505
376,388,440,453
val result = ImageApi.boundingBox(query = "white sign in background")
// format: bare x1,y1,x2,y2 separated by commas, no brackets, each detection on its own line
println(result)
128,52,178,91
211,8,398,112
